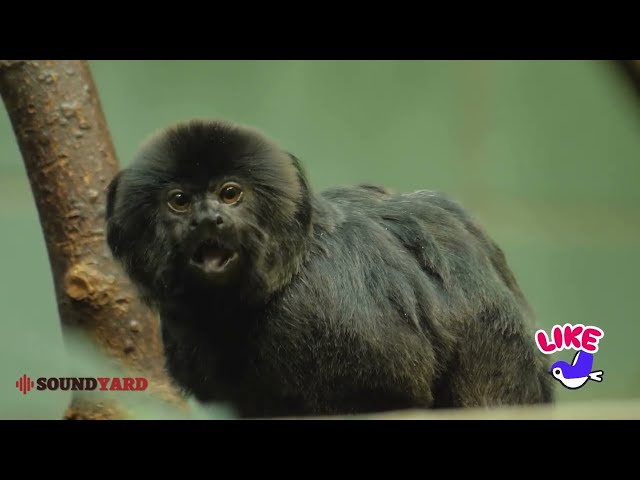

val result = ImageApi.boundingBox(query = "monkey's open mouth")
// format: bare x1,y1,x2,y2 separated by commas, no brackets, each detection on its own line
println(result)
191,240,238,274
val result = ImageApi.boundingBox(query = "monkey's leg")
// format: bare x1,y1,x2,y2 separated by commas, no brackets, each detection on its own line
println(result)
433,319,554,408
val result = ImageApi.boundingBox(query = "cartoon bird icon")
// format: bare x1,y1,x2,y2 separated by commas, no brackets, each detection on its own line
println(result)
550,350,603,389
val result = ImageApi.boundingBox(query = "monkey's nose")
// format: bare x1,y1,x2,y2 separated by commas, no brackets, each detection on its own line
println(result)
190,213,224,230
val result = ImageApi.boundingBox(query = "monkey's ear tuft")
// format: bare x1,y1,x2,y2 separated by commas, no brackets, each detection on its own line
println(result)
286,153,313,229
286,153,310,189
105,171,127,259
287,153,307,181
105,171,123,221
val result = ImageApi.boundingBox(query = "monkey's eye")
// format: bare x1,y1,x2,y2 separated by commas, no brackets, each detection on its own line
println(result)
220,183,243,205
167,189,191,212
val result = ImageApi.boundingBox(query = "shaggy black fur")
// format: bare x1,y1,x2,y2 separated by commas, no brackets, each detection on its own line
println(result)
105,119,554,417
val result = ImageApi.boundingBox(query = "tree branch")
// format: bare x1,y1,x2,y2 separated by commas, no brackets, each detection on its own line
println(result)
298,399,640,420
0,60,182,419
614,60,640,100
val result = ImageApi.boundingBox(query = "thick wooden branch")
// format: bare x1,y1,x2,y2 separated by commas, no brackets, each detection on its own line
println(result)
615,60,640,100
0,60,182,419
292,399,640,420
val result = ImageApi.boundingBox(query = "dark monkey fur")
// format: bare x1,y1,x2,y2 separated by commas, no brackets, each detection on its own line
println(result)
105,119,554,417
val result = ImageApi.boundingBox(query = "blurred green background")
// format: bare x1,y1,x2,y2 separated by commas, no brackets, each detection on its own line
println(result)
1,60,639,419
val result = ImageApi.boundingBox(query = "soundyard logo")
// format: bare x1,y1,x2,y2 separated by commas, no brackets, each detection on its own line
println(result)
15,375,148,395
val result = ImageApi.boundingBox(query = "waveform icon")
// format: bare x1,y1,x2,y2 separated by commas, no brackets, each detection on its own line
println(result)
16,374,34,395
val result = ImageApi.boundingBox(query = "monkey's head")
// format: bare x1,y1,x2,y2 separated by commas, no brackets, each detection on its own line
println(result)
105,119,313,306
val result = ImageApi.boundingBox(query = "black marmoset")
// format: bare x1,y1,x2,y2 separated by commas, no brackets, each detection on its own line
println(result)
105,119,554,417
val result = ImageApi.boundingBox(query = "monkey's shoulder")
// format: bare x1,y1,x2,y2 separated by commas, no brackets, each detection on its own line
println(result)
320,186,477,232
318,187,497,274
311,186,527,313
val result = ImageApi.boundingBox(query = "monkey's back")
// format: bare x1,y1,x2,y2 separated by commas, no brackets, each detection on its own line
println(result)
255,186,554,413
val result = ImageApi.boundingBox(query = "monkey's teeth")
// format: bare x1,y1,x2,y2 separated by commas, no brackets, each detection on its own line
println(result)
192,241,235,272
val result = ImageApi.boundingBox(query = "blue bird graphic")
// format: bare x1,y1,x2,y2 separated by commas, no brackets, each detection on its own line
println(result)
550,350,603,389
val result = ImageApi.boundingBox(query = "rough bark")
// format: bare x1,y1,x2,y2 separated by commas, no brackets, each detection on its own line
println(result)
0,60,183,419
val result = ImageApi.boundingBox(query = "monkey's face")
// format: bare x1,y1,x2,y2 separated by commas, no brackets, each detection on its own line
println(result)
106,120,312,304
162,178,256,285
